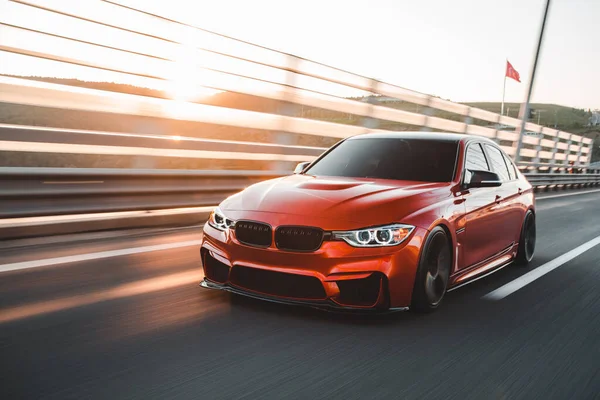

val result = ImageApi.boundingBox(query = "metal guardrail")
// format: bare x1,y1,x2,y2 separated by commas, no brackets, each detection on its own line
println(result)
2,168,600,221
0,168,283,218
525,172,600,189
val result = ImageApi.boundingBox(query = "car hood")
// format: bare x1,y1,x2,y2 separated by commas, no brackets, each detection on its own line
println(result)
220,174,452,227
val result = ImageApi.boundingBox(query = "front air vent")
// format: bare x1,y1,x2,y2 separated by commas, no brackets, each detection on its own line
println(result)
234,220,272,248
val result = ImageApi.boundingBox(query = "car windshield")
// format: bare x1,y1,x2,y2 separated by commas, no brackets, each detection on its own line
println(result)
304,137,459,182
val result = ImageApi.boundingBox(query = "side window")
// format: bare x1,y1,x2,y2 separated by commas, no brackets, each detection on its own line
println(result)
502,152,517,180
484,145,511,182
464,143,490,184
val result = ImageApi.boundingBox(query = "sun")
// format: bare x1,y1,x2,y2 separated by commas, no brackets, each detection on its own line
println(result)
165,40,220,102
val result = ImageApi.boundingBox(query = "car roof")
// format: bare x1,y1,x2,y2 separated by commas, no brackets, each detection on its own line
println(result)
348,131,496,144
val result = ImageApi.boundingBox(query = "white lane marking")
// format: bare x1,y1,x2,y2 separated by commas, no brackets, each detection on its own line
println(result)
484,235,600,301
536,188,600,200
0,239,203,274
0,206,215,228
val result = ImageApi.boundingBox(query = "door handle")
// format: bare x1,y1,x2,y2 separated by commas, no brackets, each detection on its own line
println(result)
518,188,523,195
495,195,502,203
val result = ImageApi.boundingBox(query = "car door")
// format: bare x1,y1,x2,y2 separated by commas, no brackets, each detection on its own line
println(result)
461,142,509,269
483,144,525,247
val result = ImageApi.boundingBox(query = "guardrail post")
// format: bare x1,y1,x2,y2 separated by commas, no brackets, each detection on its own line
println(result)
573,141,586,186
362,79,380,130
588,138,597,166
563,133,573,170
575,142,584,167
420,97,434,132
463,107,472,134
560,133,573,188
271,55,299,172
549,133,560,167
493,113,502,144
533,128,544,164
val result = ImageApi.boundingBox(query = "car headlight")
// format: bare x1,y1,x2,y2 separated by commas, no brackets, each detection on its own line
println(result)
332,224,414,247
208,207,236,231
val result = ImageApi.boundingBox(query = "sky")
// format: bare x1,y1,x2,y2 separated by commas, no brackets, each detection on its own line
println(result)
0,0,598,110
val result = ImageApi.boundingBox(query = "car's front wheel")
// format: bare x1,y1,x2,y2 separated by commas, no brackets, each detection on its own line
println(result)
411,226,452,313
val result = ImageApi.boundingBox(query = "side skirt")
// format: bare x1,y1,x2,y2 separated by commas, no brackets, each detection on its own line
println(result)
447,259,513,292
447,244,517,292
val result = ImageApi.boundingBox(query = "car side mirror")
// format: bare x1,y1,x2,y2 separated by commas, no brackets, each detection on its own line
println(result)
293,161,311,174
467,170,502,188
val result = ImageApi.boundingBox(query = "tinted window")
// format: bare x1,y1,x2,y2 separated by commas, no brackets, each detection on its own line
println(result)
465,144,490,171
464,143,490,185
305,138,458,182
484,144,511,181
502,152,517,180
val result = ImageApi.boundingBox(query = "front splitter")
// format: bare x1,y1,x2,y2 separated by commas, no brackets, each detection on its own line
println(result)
199,278,409,314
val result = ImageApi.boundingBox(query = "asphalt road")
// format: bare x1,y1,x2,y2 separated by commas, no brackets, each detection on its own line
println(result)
1,190,600,400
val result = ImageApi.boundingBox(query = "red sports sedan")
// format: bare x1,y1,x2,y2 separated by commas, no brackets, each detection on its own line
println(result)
200,132,536,312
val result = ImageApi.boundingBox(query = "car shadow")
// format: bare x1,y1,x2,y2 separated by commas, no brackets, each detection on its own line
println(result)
226,292,435,327
219,257,556,328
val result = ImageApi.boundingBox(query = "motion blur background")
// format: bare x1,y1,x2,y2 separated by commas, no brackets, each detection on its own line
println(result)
1,0,600,399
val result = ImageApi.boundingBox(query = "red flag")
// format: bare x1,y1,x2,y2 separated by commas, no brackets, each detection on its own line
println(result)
505,60,521,82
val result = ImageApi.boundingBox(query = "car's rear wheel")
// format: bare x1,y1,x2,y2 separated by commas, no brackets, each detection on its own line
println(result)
516,210,536,265
411,226,451,313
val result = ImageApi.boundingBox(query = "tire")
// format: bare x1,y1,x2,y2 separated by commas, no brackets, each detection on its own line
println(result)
411,226,452,313
515,210,536,265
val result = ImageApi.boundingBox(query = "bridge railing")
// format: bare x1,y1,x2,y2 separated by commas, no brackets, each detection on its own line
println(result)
0,0,594,172
0,0,598,240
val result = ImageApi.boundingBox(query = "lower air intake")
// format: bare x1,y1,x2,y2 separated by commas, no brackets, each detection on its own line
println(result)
202,249,230,283
229,265,326,299
335,273,383,307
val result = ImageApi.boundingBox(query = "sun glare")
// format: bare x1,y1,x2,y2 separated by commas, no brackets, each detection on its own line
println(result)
159,24,288,119
165,37,219,103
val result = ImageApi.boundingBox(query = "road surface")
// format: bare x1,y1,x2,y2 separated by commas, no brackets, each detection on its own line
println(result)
1,190,600,400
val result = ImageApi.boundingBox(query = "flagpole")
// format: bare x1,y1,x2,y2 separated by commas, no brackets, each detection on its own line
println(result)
501,68,507,117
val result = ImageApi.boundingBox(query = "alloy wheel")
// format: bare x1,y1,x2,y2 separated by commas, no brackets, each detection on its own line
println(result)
523,213,536,261
423,232,451,306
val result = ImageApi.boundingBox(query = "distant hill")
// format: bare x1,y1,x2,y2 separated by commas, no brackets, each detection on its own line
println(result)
464,102,593,131
356,96,596,133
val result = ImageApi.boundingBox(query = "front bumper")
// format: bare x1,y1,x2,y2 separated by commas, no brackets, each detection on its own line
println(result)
200,223,428,310
200,278,408,313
